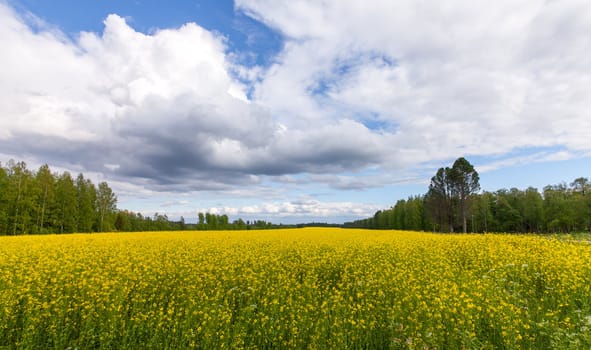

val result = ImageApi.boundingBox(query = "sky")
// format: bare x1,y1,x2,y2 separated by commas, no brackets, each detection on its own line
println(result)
1,0,591,224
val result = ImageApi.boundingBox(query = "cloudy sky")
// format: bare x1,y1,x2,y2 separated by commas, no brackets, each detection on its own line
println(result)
2,0,591,223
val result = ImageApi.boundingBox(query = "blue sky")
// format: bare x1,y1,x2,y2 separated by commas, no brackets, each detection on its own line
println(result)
1,0,591,223
10,0,282,67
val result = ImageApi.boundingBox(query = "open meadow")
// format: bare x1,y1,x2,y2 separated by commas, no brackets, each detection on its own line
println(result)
1,228,591,349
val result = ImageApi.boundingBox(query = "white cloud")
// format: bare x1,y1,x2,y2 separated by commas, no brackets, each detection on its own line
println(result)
237,0,591,166
2,0,591,206
477,150,576,173
160,200,190,208
202,199,380,222
0,3,395,192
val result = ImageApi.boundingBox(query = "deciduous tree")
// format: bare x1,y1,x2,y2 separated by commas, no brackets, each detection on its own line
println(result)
54,172,78,233
76,174,97,232
96,182,117,232
35,164,55,233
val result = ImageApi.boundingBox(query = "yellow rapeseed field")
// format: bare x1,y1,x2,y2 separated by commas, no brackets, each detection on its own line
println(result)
1,228,590,349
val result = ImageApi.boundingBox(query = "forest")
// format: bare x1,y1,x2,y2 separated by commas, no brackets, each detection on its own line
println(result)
0,160,288,235
0,160,117,235
113,210,286,232
2,158,590,235
345,158,591,233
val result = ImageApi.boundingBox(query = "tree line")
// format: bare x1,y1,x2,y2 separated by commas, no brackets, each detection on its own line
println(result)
344,157,591,233
0,160,117,235
7,157,588,235
112,211,287,232
0,160,299,235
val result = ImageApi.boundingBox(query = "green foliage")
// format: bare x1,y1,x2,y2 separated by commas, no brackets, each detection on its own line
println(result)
54,172,78,233
108,210,286,232
348,158,591,234
5,161,36,235
0,164,9,234
423,158,480,233
344,196,432,231
34,165,55,234
3,157,590,235
0,160,117,235
96,182,117,232
426,166,455,232
449,157,480,233
76,174,97,233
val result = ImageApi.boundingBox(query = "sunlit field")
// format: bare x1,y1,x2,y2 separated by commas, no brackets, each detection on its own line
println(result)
1,229,590,349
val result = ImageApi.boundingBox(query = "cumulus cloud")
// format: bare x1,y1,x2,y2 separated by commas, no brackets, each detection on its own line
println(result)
237,0,591,167
2,0,591,203
201,199,381,223
0,2,390,193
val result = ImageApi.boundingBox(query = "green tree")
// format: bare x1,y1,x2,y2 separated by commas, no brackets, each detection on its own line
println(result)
426,167,454,232
6,160,36,235
571,177,590,195
405,196,424,231
543,184,574,233
569,178,591,232
220,214,229,229
493,189,522,232
523,187,543,232
153,213,170,230
198,212,205,229
54,172,78,233
96,182,117,232
0,163,8,234
234,218,246,230
373,210,384,229
114,211,130,231
473,191,495,232
76,174,97,232
391,203,404,229
210,214,218,229
449,157,480,233
34,164,55,234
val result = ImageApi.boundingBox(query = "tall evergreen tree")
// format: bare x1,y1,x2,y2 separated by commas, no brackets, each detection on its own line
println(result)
426,167,454,232
449,157,480,233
